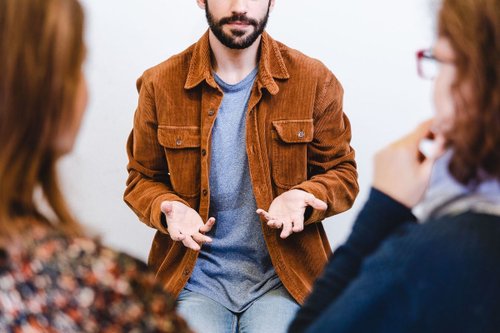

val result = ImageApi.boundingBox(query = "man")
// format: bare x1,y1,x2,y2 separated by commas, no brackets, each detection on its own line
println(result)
124,0,358,332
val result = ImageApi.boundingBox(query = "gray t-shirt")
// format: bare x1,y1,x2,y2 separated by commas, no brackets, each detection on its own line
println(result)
185,68,280,312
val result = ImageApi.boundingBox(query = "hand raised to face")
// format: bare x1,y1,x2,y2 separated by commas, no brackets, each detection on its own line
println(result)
373,119,446,208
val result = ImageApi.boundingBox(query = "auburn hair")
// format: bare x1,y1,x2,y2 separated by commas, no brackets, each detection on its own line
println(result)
438,0,500,184
0,0,85,236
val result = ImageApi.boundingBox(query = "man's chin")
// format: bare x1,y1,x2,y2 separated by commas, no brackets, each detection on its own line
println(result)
210,27,261,50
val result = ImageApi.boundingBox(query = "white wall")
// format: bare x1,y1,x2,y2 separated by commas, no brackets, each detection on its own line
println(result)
60,0,437,261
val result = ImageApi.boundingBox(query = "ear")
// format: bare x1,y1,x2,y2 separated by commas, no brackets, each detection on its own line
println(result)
269,0,276,12
196,0,206,10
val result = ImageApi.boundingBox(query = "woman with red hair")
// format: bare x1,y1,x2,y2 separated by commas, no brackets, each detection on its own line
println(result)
290,0,500,331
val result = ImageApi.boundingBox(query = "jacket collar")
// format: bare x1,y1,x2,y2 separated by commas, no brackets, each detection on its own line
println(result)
184,30,289,95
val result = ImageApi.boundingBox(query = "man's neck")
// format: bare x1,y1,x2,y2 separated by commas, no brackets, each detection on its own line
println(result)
208,30,261,85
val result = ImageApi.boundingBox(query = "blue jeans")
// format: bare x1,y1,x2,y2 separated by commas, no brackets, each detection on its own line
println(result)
176,285,300,333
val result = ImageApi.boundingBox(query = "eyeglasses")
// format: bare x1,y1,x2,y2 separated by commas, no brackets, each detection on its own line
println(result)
416,49,439,80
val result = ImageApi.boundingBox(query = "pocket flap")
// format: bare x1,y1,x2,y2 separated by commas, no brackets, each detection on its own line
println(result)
158,126,201,149
272,119,314,143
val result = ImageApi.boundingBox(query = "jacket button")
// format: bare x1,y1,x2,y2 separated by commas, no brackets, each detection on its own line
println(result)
176,138,183,146
202,189,208,196
297,130,305,139
183,269,190,276
208,109,215,116
201,149,207,156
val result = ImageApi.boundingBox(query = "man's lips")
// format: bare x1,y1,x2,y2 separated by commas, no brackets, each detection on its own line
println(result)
219,15,257,27
227,21,251,26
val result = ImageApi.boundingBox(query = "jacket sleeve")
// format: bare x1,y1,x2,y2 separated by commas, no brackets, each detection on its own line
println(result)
291,72,358,224
288,188,417,333
123,75,189,234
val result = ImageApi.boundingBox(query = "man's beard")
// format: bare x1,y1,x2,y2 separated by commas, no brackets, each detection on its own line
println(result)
205,2,270,50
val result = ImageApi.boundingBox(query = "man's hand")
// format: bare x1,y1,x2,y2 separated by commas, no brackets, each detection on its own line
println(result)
161,201,215,251
256,189,327,239
373,119,445,208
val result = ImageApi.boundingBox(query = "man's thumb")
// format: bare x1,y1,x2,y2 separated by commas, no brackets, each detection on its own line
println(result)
161,201,173,215
305,196,328,210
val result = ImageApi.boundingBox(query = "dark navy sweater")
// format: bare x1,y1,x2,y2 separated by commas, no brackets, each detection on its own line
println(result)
289,188,500,333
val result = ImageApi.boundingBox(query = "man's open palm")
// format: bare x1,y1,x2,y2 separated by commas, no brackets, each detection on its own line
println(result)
161,201,215,251
256,189,327,239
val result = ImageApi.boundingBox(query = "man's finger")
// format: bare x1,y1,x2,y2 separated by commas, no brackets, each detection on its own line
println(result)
182,236,201,251
280,219,293,239
291,217,304,233
267,219,282,229
256,209,273,221
304,195,328,210
192,232,212,245
199,217,216,233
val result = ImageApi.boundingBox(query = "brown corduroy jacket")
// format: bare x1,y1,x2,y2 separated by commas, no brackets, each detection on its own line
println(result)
124,31,359,304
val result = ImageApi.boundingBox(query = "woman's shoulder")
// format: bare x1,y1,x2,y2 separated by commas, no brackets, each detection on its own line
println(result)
0,225,191,332
374,211,500,275
416,211,500,246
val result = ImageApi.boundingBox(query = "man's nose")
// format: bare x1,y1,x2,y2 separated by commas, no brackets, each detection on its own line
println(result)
229,0,249,15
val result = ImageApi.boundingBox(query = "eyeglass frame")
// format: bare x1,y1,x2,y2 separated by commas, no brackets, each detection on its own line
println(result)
416,49,437,80
416,48,455,80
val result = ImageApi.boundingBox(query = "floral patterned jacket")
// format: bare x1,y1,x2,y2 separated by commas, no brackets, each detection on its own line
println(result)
0,225,192,333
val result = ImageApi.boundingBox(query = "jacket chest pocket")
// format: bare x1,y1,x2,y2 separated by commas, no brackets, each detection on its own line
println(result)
271,119,313,189
158,126,201,198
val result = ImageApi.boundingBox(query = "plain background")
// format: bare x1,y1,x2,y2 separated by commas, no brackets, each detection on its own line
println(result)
61,0,437,261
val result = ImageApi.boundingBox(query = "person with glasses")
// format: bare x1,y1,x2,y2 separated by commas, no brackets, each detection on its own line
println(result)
289,0,500,331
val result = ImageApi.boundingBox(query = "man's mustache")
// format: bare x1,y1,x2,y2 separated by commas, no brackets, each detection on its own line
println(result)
219,14,258,27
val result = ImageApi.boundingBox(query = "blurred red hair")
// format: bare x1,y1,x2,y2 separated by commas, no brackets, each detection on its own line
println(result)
438,0,500,184
0,0,85,236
